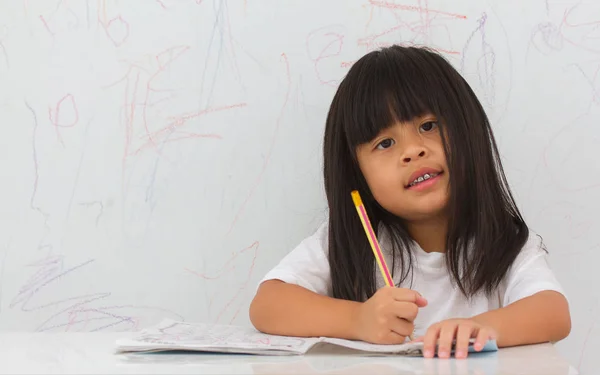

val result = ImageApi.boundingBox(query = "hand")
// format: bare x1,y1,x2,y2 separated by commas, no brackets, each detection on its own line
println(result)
416,318,497,359
353,287,427,345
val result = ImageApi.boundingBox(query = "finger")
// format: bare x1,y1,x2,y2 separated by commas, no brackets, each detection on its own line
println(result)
474,328,494,351
390,288,428,305
410,336,424,343
437,322,459,359
379,331,408,345
389,317,414,338
392,301,419,321
422,324,441,358
454,324,474,359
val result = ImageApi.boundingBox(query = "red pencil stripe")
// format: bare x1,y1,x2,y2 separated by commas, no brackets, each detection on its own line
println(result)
359,205,394,286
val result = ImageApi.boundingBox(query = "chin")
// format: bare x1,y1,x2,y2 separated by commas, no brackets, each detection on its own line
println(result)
390,196,449,222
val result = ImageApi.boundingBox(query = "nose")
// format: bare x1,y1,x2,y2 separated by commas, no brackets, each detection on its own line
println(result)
400,134,427,164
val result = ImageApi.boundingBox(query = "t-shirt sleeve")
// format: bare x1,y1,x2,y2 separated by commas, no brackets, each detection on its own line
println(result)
257,221,332,296
500,233,566,307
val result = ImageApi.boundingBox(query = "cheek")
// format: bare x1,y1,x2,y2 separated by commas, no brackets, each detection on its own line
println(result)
361,164,400,204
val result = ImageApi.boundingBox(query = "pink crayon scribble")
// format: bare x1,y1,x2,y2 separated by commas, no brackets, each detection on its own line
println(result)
185,241,259,324
48,94,79,145
225,53,292,236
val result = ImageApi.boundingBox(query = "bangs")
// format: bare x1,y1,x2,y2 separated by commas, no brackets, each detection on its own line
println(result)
340,46,449,149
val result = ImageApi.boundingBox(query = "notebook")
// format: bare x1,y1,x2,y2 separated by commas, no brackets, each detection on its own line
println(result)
115,319,498,356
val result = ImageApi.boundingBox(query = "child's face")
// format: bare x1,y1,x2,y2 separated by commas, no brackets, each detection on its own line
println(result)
356,114,450,222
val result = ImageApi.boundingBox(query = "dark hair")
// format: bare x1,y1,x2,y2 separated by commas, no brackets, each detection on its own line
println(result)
323,45,529,301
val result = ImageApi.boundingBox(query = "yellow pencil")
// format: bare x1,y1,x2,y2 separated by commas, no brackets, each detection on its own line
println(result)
351,190,394,287
351,190,414,341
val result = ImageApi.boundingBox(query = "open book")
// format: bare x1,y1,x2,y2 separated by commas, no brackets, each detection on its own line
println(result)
115,319,498,356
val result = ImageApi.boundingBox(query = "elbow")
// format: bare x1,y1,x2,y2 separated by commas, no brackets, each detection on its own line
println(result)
249,282,276,333
555,313,572,342
249,294,266,332
551,318,571,343
551,296,572,343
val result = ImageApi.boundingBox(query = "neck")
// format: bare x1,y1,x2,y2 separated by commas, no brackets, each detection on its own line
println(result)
404,214,448,253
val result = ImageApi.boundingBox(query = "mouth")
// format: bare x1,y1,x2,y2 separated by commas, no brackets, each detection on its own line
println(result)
405,171,443,189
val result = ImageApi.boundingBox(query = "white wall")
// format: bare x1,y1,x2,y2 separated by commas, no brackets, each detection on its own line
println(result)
0,0,597,372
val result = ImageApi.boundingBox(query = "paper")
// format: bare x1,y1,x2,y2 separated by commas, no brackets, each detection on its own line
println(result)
115,319,498,356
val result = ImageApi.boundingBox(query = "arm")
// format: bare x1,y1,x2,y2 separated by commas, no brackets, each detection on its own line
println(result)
421,235,570,359
249,280,361,339
472,290,571,347
250,280,427,343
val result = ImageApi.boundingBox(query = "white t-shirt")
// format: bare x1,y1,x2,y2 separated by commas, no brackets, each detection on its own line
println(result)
258,221,565,337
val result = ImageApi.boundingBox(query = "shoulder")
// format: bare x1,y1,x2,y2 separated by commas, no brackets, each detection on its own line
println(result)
300,220,329,254
257,220,332,295
510,230,548,270
500,229,565,306
276,220,330,263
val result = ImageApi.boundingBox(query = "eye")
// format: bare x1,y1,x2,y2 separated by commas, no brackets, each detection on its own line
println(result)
419,121,438,133
375,138,395,150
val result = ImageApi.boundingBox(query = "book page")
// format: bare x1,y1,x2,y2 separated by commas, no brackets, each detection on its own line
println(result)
321,337,423,355
117,319,319,354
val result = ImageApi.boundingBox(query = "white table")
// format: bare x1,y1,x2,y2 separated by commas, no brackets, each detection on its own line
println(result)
0,332,579,374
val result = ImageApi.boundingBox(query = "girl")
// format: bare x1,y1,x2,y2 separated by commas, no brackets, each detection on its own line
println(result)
249,45,571,359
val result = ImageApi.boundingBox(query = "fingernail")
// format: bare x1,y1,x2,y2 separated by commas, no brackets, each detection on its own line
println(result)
439,351,449,358
456,350,466,358
424,349,433,358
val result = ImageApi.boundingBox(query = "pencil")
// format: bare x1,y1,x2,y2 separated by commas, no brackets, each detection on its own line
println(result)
351,190,394,287
351,190,414,341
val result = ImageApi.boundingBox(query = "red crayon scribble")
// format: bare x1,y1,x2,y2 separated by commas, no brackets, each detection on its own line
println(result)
156,0,169,9
185,241,259,324
134,132,222,156
225,53,291,236
39,15,55,36
365,4,375,31
49,94,79,128
368,0,467,20
104,43,247,199
103,16,130,47
131,102,246,154
357,22,461,55
48,94,79,145
307,27,345,87
157,0,204,10
577,299,600,371
162,102,247,132
104,45,190,189
558,4,600,54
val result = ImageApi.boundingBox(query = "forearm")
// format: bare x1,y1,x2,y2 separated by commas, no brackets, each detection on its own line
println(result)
472,291,571,347
249,280,361,339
